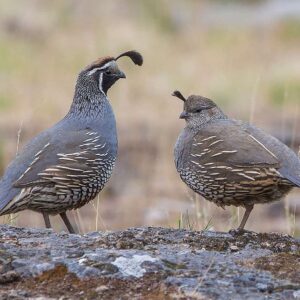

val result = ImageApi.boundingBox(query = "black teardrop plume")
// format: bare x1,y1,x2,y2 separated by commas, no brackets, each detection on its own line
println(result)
172,90,186,102
115,50,143,66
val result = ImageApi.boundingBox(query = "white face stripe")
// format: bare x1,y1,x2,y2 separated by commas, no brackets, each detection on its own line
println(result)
98,72,104,95
87,61,115,76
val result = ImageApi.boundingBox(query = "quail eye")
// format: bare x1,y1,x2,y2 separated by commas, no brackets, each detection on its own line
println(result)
105,70,112,75
195,109,202,113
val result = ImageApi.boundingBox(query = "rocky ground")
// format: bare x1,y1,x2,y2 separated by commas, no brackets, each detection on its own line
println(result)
0,225,299,299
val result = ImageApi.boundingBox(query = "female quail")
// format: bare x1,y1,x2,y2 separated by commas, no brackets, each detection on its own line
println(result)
173,90,300,231
0,50,143,233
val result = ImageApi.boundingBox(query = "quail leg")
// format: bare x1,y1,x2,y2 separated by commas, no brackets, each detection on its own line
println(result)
60,212,76,234
42,212,51,229
238,204,254,230
229,205,254,236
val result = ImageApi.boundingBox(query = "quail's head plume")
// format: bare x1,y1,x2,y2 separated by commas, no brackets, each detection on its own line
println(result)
172,91,226,128
77,50,143,95
173,90,300,231
0,50,143,233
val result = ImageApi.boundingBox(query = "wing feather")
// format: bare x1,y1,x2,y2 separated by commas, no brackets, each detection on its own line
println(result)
13,129,109,188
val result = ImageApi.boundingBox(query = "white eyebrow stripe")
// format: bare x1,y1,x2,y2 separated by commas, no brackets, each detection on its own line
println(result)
87,67,101,76
98,61,114,70
87,61,114,76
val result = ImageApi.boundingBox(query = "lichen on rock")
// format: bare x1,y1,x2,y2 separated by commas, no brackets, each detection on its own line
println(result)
0,225,299,299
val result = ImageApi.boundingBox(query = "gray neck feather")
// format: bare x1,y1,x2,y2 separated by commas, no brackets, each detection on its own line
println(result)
67,74,107,120
187,107,228,132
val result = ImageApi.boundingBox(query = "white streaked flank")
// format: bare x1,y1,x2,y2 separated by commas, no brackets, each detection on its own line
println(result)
237,172,255,181
248,134,278,160
201,136,217,142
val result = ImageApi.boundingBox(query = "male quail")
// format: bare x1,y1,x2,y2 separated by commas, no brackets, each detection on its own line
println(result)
173,90,300,231
0,50,143,233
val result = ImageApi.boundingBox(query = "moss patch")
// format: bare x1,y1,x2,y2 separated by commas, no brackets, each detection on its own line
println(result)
1,265,176,300
242,253,300,284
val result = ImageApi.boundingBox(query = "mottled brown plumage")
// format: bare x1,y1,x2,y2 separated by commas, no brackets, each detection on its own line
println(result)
173,91,300,230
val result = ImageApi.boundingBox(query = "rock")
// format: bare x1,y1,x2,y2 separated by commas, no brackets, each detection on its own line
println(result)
0,270,20,284
95,285,109,292
294,290,300,299
229,244,239,252
0,225,299,299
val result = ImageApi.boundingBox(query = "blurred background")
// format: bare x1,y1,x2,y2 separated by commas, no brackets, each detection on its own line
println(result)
0,0,299,235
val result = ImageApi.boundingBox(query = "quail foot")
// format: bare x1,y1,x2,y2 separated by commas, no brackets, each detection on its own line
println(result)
173,90,300,231
0,50,143,233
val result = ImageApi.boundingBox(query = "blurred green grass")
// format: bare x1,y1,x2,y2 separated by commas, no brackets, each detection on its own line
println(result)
269,79,300,106
279,19,300,41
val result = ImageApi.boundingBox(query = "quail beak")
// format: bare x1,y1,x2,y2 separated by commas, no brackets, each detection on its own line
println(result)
116,70,126,79
179,111,188,119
